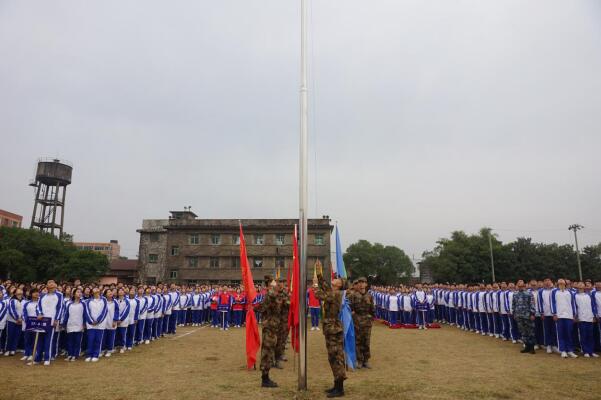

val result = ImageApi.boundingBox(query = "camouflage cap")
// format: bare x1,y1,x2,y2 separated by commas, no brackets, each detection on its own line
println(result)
356,276,367,283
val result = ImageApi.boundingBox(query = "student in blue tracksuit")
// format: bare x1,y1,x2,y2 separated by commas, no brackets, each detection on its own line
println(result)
102,289,119,357
35,280,64,365
161,289,172,336
135,287,148,344
551,279,578,358
168,285,180,334
63,288,85,361
5,288,24,356
115,288,130,353
574,282,598,358
21,289,40,363
0,290,7,355
83,288,108,362
126,288,138,349
152,288,163,339
143,287,155,344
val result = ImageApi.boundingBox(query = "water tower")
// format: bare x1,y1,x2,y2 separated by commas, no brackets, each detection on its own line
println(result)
29,158,73,238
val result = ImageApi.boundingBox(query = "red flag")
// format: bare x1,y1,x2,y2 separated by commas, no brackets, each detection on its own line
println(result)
239,223,260,369
287,225,300,353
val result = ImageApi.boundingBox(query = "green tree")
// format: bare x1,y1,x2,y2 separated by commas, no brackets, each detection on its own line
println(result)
343,240,414,285
0,227,109,282
56,250,109,283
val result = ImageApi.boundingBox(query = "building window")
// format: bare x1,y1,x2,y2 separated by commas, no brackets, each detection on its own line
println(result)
211,234,221,245
171,246,179,256
188,257,199,267
232,234,240,245
170,270,178,279
232,257,240,269
253,257,263,268
148,254,158,263
254,234,264,245
315,233,325,246
189,234,200,245
150,233,159,242
276,257,285,268
275,234,285,246
210,257,220,268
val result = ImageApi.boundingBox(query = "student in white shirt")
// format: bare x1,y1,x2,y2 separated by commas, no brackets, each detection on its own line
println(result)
115,288,131,353
574,282,598,358
5,288,24,356
102,289,119,356
63,288,84,361
21,288,40,362
126,288,138,350
84,288,108,362
551,279,578,358
35,280,64,365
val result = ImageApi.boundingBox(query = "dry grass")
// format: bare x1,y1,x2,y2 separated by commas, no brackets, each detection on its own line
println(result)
1,322,600,400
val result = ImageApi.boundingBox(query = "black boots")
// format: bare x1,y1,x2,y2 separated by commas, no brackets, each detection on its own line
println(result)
326,379,345,398
521,344,536,354
261,372,278,388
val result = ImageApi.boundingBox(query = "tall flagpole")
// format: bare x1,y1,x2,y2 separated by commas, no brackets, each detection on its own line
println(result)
298,0,309,391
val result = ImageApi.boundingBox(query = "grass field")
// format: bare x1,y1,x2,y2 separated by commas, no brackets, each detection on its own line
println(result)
2,322,600,400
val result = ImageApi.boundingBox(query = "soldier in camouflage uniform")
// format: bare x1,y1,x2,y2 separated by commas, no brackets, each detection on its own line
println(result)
274,284,290,367
512,279,536,354
315,273,347,398
255,275,282,387
348,277,375,368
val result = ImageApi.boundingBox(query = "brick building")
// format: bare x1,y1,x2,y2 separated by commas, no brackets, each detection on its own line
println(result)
100,259,138,285
0,209,23,228
137,211,333,285
73,240,121,261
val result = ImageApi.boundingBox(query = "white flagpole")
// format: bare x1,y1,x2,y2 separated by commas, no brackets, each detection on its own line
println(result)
298,0,309,391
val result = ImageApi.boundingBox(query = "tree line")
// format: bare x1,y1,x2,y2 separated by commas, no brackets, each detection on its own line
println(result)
420,228,601,283
0,227,109,283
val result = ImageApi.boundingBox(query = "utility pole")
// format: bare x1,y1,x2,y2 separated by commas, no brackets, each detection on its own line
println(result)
488,231,495,283
568,224,583,281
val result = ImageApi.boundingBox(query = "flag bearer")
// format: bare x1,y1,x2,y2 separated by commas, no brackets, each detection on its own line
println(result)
256,275,282,388
348,277,374,369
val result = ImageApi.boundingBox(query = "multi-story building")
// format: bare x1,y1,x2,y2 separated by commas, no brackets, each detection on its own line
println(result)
0,209,23,228
137,210,333,285
73,240,121,261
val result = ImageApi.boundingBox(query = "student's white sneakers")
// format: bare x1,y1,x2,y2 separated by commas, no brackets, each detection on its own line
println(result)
145,340,150,344
26,356,32,361
512,340,517,344
91,357,99,362
105,352,111,357
584,354,590,358
567,352,578,358
85,357,92,362
591,353,599,358
561,351,568,358
119,348,125,354
534,345,539,350
20,356,28,361
43,361,50,366
546,346,553,354
316,327,320,331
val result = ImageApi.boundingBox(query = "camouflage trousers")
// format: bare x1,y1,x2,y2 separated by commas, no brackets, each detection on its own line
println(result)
515,317,535,346
325,332,347,380
354,324,372,364
260,327,278,372
275,326,288,360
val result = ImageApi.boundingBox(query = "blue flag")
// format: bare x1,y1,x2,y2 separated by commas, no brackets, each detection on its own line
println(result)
339,290,356,369
335,225,347,278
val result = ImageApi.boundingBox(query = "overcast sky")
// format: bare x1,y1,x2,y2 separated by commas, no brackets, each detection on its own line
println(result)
1,1,600,260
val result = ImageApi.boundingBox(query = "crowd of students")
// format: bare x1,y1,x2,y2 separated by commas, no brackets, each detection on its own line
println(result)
370,278,601,358
0,279,325,366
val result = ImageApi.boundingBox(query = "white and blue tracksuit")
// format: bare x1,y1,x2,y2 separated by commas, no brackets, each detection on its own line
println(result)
538,288,557,347
6,297,23,353
0,298,8,353
36,292,64,362
143,295,155,341
22,300,40,359
575,292,597,356
135,296,148,343
83,298,108,358
103,300,120,352
63,301,85,358
551,288,577,353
